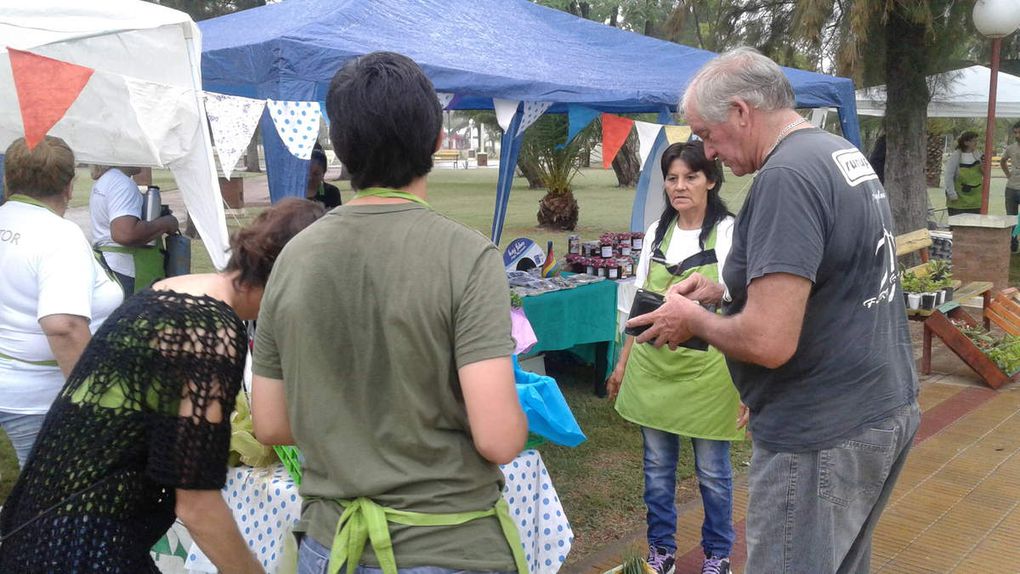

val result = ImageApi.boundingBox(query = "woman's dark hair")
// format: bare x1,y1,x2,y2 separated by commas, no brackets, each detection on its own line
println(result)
225,198,325,289
957,131,979,150
309,147,328,171
325,51,442,190
652,141,730,251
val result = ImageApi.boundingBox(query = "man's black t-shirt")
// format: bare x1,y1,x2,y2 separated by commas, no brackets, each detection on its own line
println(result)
722,128,918,453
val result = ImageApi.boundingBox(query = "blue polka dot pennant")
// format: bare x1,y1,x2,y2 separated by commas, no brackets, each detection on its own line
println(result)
267,99,321,160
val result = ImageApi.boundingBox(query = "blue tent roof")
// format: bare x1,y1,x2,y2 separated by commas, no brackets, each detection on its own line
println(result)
201,0,858,114
199,0,861,243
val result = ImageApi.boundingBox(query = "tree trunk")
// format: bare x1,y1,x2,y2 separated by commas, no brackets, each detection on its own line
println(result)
517,158,545,189
926,131,943,188
537,191,579,231
244,126,261,172
883,10,929,236
611,132,641,187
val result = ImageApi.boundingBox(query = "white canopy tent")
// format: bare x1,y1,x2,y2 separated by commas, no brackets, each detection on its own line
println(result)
0,0,230,268
857,65,1020,117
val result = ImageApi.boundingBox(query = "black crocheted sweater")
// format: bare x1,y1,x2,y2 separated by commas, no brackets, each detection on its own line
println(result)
0,289,247,573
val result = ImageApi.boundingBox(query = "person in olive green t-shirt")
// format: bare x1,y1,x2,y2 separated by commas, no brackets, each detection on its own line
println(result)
251,52,528,574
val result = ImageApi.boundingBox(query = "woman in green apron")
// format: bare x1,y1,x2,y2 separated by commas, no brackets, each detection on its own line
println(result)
607,142,744,574
943,131,983,215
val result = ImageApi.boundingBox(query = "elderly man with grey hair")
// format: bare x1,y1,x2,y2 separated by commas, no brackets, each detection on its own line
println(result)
627,47,920,573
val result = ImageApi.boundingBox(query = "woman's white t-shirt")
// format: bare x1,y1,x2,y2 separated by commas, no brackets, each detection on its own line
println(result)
634,216,735,291
0,201,123,413
90,169,144,277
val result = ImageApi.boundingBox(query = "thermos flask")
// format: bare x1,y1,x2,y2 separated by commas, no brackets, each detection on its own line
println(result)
142,185,162,222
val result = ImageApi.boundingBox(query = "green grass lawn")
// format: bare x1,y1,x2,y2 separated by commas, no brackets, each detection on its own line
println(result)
1,166,1016,564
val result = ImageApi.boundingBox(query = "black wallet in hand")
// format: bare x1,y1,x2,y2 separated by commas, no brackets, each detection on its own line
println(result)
624,288,711,351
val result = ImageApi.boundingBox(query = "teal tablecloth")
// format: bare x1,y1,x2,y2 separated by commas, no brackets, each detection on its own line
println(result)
520,280,618,386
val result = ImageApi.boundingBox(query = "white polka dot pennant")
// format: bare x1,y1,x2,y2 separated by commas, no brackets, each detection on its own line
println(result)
204,92,267,180
516,101,552,137
266,99,321,160
436,92,455,110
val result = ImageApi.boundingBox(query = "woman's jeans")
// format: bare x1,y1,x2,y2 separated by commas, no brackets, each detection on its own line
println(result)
297,535,516,574
0,411,46,468
641,427,734,557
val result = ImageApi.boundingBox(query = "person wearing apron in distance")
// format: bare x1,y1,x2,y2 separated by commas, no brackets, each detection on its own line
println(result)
89,165,179,296
607,141,744,574
943,131,983,216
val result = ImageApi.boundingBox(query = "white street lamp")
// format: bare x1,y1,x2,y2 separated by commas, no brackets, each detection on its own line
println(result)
973,0,1020,214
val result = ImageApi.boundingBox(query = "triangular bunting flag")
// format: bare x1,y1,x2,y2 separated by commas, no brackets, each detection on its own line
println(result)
319,102,330,127
266,99,321,160
493,98,520,133
437,92,455,110
123,75,193,162
204,92,267,180
8,48,94,150
663,125,692,144
561,104,599,149
516,101,552,137
634,120,663,169
601,113,634,169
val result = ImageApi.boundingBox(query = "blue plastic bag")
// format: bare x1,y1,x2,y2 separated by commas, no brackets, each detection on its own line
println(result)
513,356,587,447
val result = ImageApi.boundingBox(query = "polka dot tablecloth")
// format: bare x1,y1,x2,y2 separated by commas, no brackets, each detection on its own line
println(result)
155,449,572,573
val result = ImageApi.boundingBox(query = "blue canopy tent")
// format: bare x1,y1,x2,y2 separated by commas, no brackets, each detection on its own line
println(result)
199,0,861,244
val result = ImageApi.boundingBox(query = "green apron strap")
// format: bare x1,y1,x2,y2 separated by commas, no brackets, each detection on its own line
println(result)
97,244,165,293
0,350,58,367
352,187,430,208
319,495,529,574
6,194,57,214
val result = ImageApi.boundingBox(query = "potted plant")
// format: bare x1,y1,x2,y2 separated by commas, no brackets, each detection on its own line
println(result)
926,259,953,303
917,276,938,312
900,271,921,310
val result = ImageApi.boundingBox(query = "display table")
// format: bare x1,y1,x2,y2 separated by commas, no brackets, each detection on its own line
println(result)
520,279,618,395
154,449,572,574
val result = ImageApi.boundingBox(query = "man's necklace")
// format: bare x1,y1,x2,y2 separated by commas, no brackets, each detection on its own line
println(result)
765,117,808,159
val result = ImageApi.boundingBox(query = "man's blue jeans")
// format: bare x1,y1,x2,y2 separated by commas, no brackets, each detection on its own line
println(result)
745,402,920,573
642,427,735,557
0,411,46,468
297,535,516,574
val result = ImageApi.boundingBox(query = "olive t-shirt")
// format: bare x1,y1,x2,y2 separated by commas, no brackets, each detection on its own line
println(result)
253,202,516,570
722,128,918,453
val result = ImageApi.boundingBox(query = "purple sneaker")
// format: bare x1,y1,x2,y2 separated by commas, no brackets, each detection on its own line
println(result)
701,555,731,574
645,545,676,574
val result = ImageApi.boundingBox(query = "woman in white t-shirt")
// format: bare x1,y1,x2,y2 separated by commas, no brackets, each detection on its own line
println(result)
606,141,744,574
0,137,123,467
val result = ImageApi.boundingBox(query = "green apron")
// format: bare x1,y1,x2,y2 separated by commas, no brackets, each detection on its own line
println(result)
949,156,983,211
96,242,165,294
312,495,529,574
615,220,744,441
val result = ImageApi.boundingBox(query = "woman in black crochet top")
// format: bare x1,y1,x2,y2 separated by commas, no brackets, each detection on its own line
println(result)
0,198,324,574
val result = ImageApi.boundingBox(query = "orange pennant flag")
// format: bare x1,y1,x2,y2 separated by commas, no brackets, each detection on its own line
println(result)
8,48,94,150
601,113,634,169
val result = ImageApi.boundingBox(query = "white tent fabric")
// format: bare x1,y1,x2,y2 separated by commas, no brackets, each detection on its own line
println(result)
0,0,230,269
857,65,1020,118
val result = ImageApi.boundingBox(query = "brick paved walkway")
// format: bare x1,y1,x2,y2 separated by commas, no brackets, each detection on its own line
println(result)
569,372,1020,574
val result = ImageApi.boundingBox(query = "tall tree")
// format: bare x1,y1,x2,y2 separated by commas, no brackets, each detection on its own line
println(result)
143,0,265,21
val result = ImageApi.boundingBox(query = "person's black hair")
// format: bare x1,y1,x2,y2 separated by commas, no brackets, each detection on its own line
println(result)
956,131,979,151
652,141,731,251
1012,120,1020,131
310,147,328,171
325,52,441,190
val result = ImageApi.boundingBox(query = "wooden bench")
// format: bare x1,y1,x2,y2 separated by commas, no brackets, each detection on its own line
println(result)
433,149,463,168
